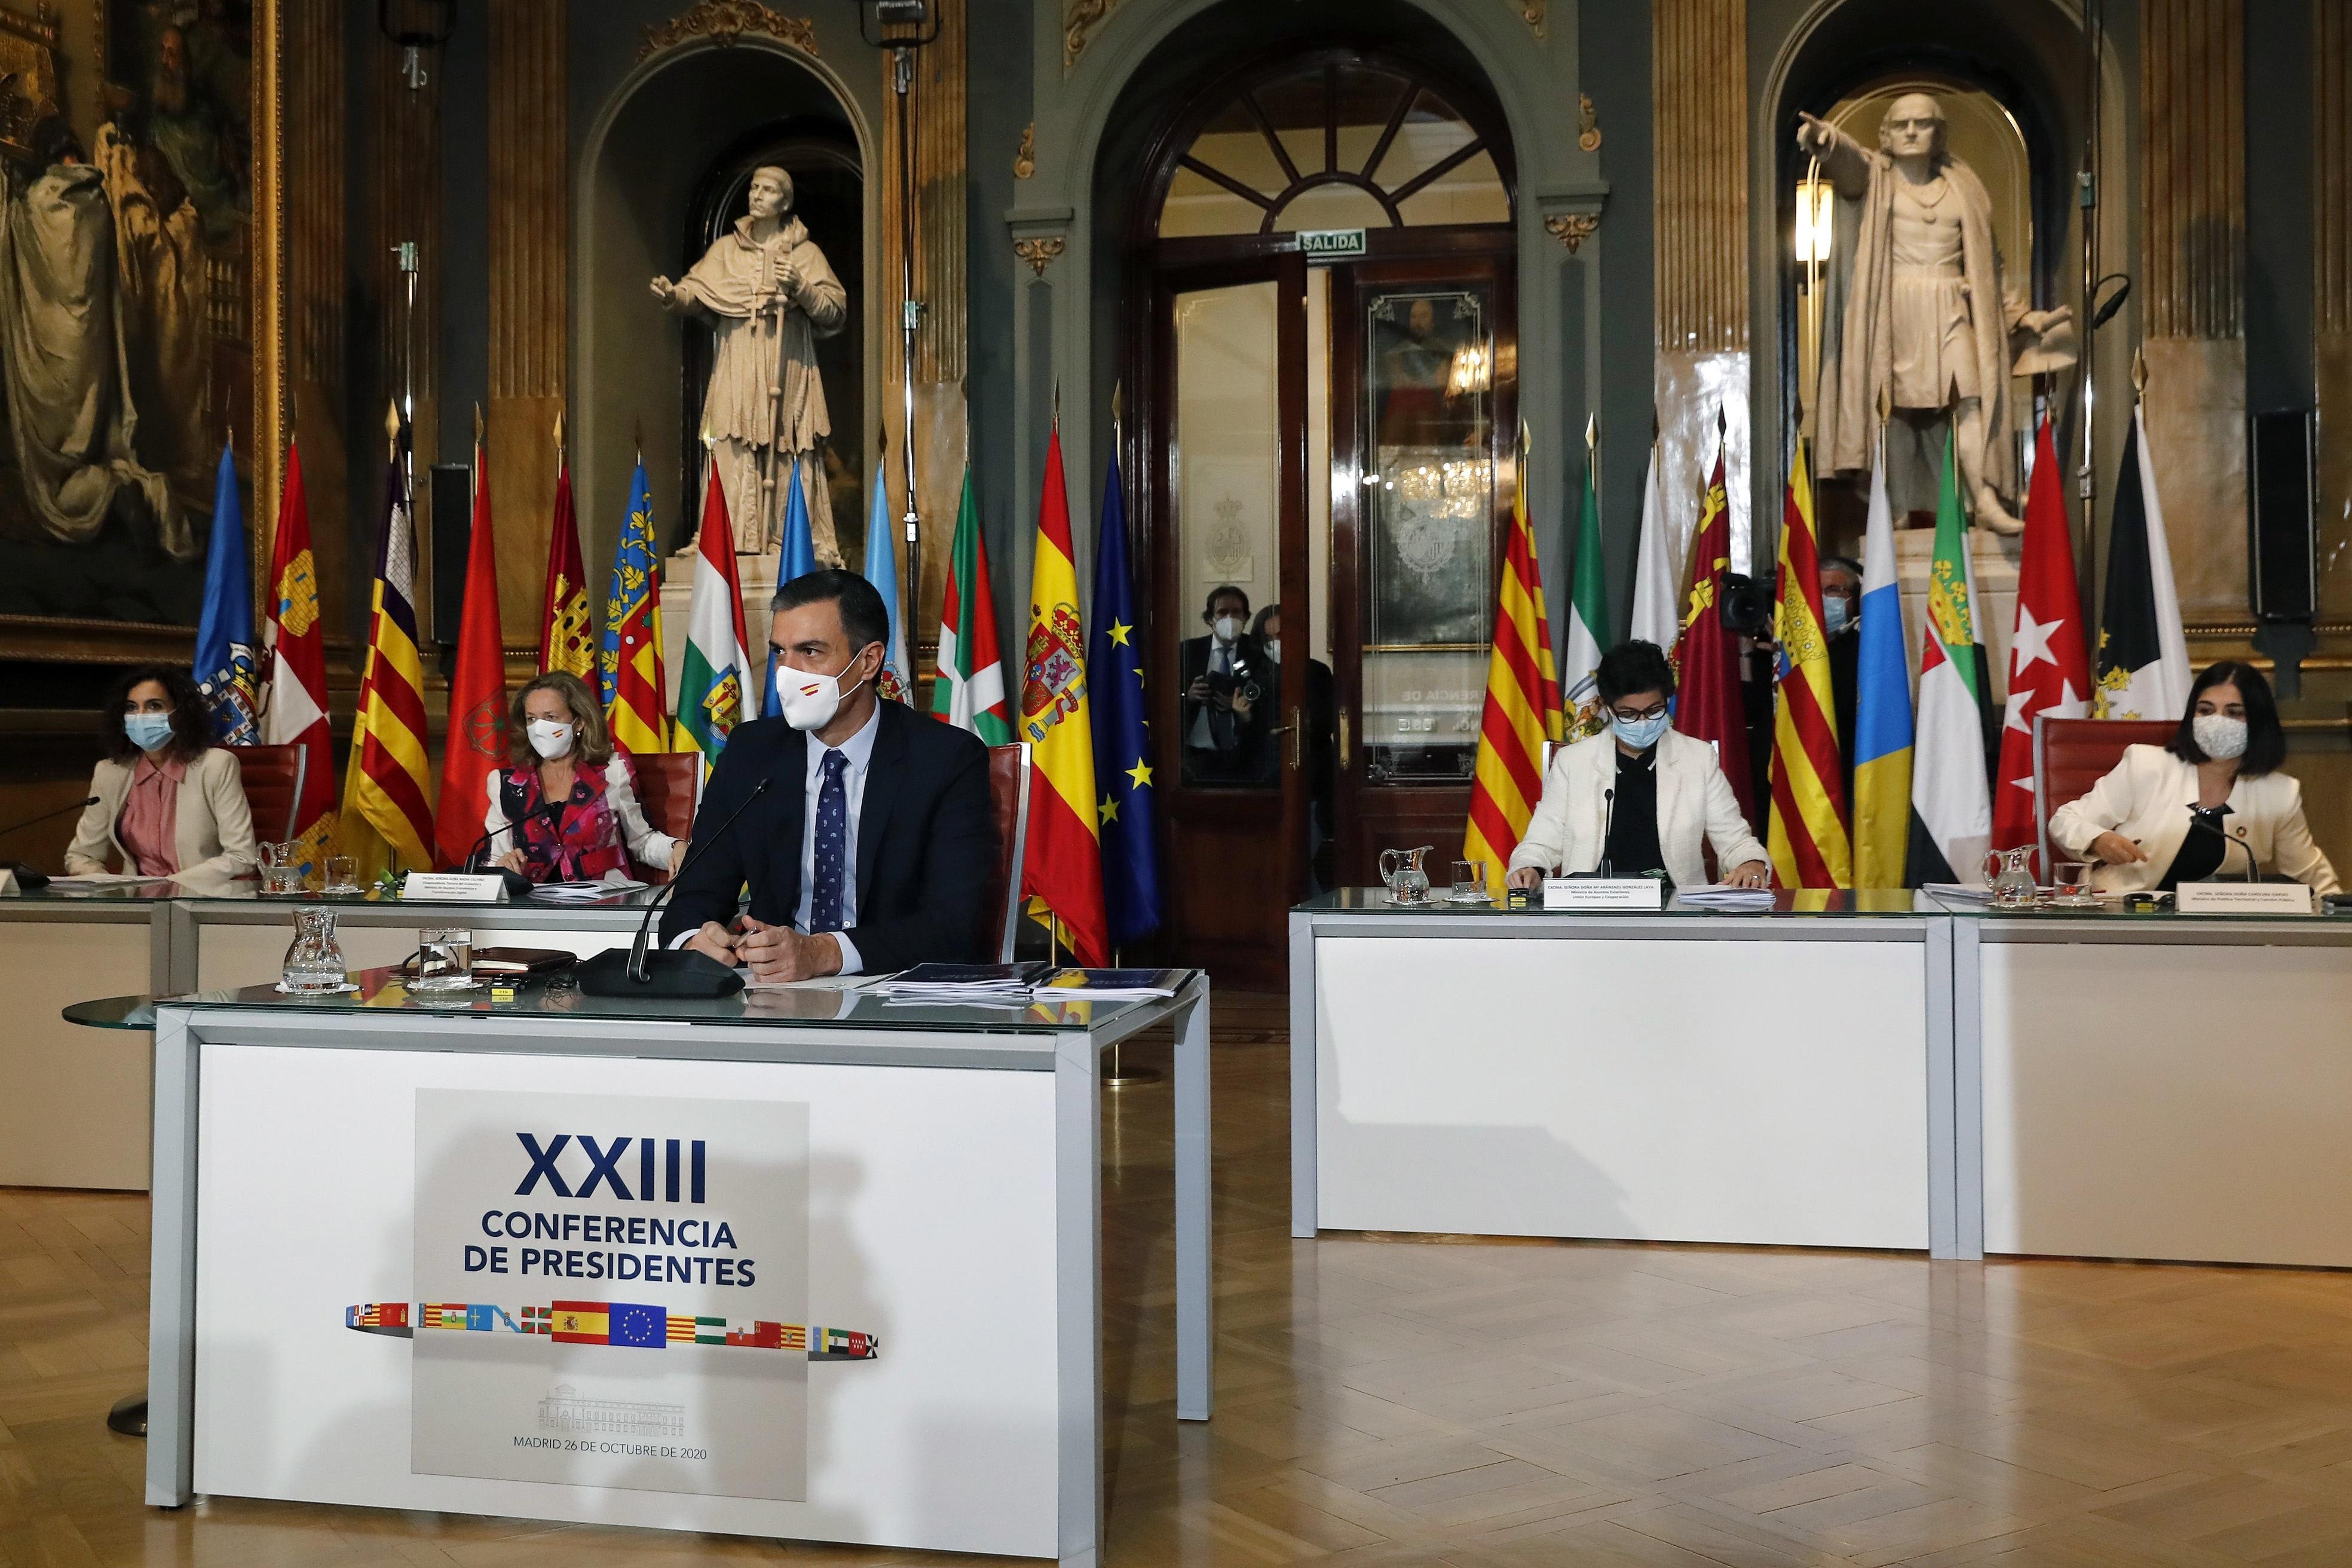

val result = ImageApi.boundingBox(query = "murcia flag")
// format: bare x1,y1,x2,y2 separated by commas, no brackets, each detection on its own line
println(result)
1907,429,1993,884
1018,420,1108,966
1463,425,1563,892
2093,405,2191,721
1765,440,1852,887
1991,419,2090,854
1673,446,1755,827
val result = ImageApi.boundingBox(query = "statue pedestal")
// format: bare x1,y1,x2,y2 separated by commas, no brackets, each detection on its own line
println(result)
1892,527,2023,701
657,544,780,716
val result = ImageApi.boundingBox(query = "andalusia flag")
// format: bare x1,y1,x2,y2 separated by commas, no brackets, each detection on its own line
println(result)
676,468,754,773
932,466,1012,743
1463,426,1563,892
1765,440,1852,887
1908,429,1993,884
1018,422,1108,966
1560,440,1610,737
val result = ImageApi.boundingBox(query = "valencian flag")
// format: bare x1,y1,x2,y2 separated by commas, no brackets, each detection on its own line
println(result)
433,426,509,870
1766,440,1852,887
338,419,436,878
677,466,754,773
2094,403,2191,721
1019,419,1108,966
1909,428,1993,884
604,459,672,755
1992,419,2091,853
539,450,595,679
1561,436,1611,737
1851,430,1915,888
261,441,335,863
193,440,260,745
861,457,911,702
1089,442,1160,946
932,467,1013,743
1673,446,1756,826
1463,426,1564,893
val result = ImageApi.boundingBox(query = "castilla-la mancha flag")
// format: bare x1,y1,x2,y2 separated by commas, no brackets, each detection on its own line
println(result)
1991,419,2090,854
1018,420,1108,967
1463,426,1563,892
261,440,336,863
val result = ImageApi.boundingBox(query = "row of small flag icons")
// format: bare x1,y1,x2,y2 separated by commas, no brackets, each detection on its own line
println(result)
344,1301,878,1360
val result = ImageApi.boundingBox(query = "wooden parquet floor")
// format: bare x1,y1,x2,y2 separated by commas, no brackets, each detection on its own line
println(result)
10,993,2352,1565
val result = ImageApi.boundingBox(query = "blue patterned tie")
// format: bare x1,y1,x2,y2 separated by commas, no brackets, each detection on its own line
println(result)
810,750,849,932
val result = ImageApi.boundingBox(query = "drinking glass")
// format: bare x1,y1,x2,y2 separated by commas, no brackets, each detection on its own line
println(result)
280,908,348,993
412,927,474,991
323,855,360,895
1451,859,1488,901
2053,860,2096,907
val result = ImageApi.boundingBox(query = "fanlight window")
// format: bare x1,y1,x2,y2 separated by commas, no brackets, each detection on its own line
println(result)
1159,61,1511,238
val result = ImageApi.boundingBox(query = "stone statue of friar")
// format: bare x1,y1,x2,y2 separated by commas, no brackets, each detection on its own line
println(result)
1798,93,2073,534
651,164,847,561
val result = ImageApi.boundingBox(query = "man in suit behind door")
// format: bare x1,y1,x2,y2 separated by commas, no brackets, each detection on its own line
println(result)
661,569,999,980
1180,583,1276,785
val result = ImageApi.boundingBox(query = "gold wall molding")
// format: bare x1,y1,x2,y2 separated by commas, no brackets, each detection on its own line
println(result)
1015,121,1036,179
2316,2,2352,618
1064,0,1117,69
1015,235,1065,276
1545,212,1598,253
1578,91,1601,152
1653,0,1748,353
638,1,817,60
1517,1,1547,39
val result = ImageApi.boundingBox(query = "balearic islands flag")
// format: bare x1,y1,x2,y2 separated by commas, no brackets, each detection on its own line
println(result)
1908,430,1993,884
193,441,260,745
338,428,436,879
932,467,1013,743
2093,404,2191,721
1673,447,1755,827
604,460,672,756
1627,440,1679,650
1766,440,1852,887
1018,421,1109,967
1850,431,1914,888
261,440,336,863
1991,419,2090,853
1561,440,1611,737
433,431,510,869
1463,427,1564,892
676,467,754,774
539,453,595,680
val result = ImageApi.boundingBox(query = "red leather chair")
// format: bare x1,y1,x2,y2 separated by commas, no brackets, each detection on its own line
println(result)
985,743,1031,963
630,752,702,884
2034,716,2177,874
225,743,305,844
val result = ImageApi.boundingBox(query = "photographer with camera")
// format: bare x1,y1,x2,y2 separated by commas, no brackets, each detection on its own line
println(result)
1181,585,1277,786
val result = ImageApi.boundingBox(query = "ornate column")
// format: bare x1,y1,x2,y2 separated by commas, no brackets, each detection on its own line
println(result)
2317,2,2352,621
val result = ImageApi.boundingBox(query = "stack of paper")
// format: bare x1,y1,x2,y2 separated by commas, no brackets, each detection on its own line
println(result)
530,875,649,904
1033,967,1192,999
1674,884,1778,911
1922,882,1995,904
872,961,1050,1003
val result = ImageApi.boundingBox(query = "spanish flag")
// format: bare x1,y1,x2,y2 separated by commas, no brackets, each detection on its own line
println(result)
336,422,436,880
1018,420,1108,967
1463,426,1564,892
1765,440,1852,887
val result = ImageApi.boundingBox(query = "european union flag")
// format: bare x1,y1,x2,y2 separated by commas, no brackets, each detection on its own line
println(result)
192,441,260,745
1089,446,1160,947
610,1301,668,1348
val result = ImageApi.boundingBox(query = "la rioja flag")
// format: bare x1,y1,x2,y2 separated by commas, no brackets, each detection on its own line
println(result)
1990,419,2090,855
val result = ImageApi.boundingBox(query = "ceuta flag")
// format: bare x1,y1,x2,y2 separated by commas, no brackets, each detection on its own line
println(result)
932,467,1013,743
434,432,509,869
1991,419,2090,855
1463,425,1563,892
539,456,595,679
1019,421,1108,967
1766,439,1852,887
1672,447,1755,827
261,440,335,864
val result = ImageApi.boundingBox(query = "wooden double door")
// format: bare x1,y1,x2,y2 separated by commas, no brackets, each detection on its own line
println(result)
1140,234,1516,985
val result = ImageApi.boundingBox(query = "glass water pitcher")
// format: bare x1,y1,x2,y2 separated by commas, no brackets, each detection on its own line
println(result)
280,907,349,994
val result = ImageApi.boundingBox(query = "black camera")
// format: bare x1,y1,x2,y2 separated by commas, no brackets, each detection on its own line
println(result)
1717,572,1774,639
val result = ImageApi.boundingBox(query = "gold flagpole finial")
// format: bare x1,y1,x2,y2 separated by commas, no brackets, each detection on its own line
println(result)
1111,378,1124,434
474,402,485,447
553,409,566,454
2131,345,2148,397
1584,412,1597,452
384,399,400,457
1877,382,1893,424
1052,378,1061,424
699,418,713,452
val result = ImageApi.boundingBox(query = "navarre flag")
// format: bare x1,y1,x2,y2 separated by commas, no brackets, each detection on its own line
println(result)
604,460,672,755
193,441,260,745
1673,448,1756,826
1561,442,1612,736
1018,421,1108,967
2093,403,2191,721
677,466,755,773
1766,440,1852,887
261,441,336,863
433,431,509,870
1992,419,2091,853
932,467,1013,743
1089,442,1160,947
1851,430,1915,888
1627,440,1680,650
861,457,911,702
337,428,436,879
1908,428,1993,884
539,454,595,679
1463,427,1564,893
780,454,818,582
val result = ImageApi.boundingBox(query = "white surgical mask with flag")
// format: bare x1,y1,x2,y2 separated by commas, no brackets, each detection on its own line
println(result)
776,653,869,731
526,719,575,760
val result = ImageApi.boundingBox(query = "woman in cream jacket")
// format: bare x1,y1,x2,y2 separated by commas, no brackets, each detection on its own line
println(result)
1504,641,1771,891
2049,660,2338,896
65,665,258,880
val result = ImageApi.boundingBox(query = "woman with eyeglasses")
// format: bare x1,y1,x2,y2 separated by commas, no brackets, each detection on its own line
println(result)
1503,639,1772,893
65,664,258,879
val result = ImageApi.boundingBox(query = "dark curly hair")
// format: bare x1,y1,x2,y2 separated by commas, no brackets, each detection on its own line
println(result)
1596,640,1678,707
102,664,213,765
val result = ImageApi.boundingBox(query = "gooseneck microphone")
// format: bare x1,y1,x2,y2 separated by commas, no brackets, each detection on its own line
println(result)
580,777,770,997
0,795,98,841
2187,808,2258,883
1598,786,1616,878
461,800,568,899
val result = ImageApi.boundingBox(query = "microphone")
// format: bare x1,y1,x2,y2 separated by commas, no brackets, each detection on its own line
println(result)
2188,808,2258,884
1,796,97,892
1599,785,1616,878
579,777,771,998
461,799,567,899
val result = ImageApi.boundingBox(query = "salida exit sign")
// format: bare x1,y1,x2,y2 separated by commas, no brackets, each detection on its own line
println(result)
1295,228,1367,262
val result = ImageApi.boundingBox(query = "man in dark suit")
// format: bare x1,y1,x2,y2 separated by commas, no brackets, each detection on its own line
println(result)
662,569,997,980
1821,555,1863,803
1180,584,1276,785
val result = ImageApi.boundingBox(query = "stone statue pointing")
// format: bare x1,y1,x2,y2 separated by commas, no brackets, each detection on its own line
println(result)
1799,93,2072,534
653,164,847,560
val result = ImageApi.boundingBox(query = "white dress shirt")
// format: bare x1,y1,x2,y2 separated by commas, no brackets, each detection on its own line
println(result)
796,702,880,972
1187,635,1235,749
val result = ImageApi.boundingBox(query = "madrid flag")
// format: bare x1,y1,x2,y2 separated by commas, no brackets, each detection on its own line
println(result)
1018,421,1108,966
1990,420,2090,854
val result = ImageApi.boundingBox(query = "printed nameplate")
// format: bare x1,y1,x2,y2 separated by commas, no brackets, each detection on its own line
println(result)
401,872,509,904
2174,881,2313,916
1543,877,1665,911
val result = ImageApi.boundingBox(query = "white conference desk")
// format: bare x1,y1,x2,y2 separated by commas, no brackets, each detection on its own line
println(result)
116,971,1211,1566
1293,889,2352,1267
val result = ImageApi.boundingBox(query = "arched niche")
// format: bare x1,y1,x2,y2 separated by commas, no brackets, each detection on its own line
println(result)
574,39,877,568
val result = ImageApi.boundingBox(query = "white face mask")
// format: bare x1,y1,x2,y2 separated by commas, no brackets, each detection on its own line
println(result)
1213,615,1242,643
1263,637,1281,662
776,653,869,731
2193,712,2249,761
526,719,575,760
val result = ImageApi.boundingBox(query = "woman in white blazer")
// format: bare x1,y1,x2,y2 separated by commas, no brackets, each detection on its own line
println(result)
2050,660,2338,896
1504,641,1771,891
65,664,258,880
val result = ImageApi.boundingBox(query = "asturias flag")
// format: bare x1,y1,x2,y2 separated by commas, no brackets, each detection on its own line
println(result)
604,460,672,756
539,454,595,679
1018,421,1108,966
862,458,911,703
1463,426,1564,893
193,440,260,745
433,431,509,870
677,467,754,774
261,440,336,863
1851,430,1915,888
2093,404,2191,721
337,428,436,878
1766,439,1852,887
1089,443,1160,947
1991,419,2090,853
1908,428,1993,884
1561,442,1611,737
1673,448,1755,827
932,467,1013,743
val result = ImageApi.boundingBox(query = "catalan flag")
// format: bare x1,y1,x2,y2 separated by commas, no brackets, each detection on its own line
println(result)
337,424,436,880
1766,440,1852,887
604,460,672,755
1463,426,1563,895
1018,419,1109,966
261,440,336,866
539,452,595,679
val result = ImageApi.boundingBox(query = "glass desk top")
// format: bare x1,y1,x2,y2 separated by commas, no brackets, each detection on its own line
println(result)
4,874,665,911
1296,887,1943,917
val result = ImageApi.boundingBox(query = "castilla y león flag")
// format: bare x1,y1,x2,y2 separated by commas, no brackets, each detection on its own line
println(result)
1018,420,1108,967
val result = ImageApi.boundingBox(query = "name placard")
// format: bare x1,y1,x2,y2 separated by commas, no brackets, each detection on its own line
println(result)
400,872,509,904
2174,881,2313,916
1542,877,1665,911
